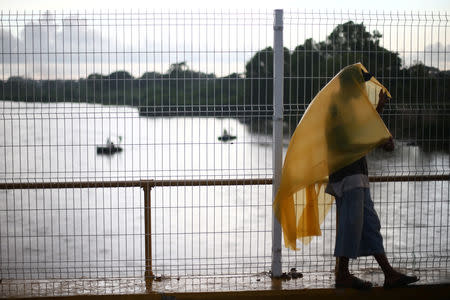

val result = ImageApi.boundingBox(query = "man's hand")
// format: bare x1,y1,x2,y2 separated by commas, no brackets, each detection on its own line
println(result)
376,89,390,114
382,136,395,152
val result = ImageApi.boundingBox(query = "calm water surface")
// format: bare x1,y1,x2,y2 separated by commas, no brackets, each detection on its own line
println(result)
0,101,448,279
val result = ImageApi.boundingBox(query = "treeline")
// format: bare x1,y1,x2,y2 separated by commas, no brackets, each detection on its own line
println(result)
0,63,246,116
244,22,450,151
1,21,449,151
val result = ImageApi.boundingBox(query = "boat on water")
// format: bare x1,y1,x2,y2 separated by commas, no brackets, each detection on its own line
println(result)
218,129,237,142
97,137,123,155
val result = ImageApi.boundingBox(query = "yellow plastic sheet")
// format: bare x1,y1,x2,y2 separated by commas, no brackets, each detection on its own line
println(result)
273,63,392,250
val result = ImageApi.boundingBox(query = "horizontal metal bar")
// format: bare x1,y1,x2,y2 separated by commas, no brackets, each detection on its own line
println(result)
0,175,448,190
151,178,274,187
0,178,272,190
0,180,145,189
369,174,450,182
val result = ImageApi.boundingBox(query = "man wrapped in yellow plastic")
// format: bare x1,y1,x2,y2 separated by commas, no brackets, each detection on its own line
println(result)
274,63,418,289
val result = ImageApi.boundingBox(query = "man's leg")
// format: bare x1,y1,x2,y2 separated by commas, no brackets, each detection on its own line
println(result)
336,256,350,279
374,253,395,276
335,256,372,289
374,253,419,288
358,189,419,288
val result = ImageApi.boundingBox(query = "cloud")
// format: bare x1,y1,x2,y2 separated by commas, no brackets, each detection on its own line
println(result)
402,42,450,70
0,11,258,79
4,11,447,80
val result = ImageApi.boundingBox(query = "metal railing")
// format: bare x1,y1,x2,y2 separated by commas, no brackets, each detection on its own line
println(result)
1,174,448,286
0,8,449,297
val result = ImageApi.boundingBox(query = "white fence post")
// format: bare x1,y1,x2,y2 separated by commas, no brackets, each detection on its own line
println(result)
272,8,284,278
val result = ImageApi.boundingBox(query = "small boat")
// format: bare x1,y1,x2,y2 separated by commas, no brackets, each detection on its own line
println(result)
218,129,237,142
97,137,123,155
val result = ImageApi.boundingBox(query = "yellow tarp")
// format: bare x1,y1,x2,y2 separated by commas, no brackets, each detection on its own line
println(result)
273,63,392,250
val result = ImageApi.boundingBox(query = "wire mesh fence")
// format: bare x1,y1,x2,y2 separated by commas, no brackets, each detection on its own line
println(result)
0,9,449,296
281,10,450,274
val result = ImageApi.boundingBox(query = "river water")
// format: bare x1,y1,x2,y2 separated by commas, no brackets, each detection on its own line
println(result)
0,101,448,280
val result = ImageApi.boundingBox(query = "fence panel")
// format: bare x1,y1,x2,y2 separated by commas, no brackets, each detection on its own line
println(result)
0,9,449,296
282,9,449,275
0,10,275,281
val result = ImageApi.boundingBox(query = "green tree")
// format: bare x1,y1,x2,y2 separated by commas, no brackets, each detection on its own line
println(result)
244,46,290,114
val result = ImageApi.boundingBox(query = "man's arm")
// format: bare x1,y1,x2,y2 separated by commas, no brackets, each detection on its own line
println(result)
377,89,395,152
376,89,390,114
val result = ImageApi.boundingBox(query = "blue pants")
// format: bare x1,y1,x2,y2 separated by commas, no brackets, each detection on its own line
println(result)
334,188,385,258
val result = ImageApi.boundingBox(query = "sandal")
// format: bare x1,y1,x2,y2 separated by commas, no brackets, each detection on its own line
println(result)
383,274,419,289
335,274,373,290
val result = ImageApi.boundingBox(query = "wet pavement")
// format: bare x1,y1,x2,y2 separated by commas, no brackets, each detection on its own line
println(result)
1,267,449,298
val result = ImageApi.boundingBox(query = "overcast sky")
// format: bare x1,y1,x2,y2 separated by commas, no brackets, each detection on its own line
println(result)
1,0,449,79
1,0,449,11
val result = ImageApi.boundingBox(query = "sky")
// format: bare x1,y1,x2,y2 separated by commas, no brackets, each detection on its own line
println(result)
0,0,449,79
1,0,449,11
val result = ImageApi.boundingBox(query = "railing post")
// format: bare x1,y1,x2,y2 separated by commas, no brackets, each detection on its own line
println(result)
142,182,153,291
272,8,284,278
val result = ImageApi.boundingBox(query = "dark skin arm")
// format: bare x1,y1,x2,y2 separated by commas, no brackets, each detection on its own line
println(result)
377,89,394,152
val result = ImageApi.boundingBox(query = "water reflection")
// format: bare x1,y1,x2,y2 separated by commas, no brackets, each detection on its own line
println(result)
0,101,448,280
